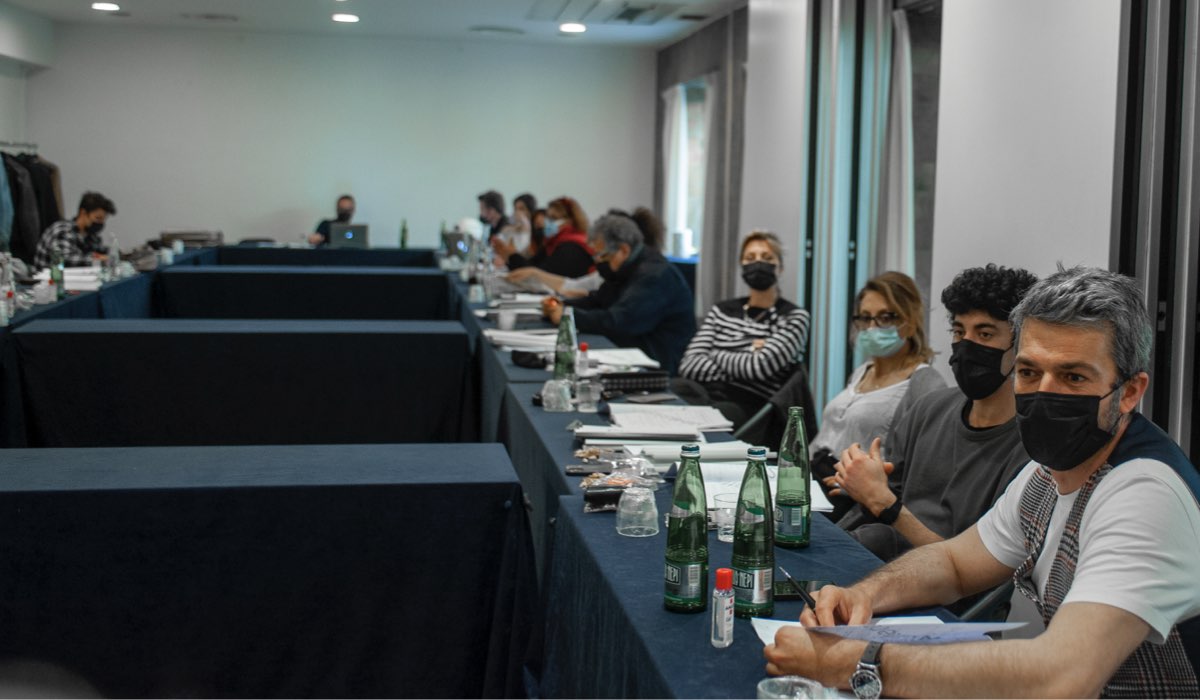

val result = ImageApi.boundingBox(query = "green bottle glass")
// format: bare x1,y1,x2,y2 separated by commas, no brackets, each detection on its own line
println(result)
665,443,708,612
775,406,812,548
400,218,409,249
553,307,577,381
732,445,774,618
49,249,65,300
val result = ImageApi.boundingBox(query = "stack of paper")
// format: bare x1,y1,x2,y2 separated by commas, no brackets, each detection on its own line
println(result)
481,328,557,350
751,617,1025,646
574,424,700,441
632,441,757,463
35,267,103,292
609,404,733,432
699,460,834,512
587,348,661,369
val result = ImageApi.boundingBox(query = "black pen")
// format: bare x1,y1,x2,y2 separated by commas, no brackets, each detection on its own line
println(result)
778,565,818,610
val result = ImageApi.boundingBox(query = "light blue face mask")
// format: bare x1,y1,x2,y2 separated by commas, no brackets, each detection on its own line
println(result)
543,219,560,238
856,326,906,358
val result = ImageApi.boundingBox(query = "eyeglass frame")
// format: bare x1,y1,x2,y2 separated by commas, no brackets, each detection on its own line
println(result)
851,312,903,330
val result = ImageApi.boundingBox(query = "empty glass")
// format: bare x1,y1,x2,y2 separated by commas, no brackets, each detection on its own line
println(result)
756,676,828,699
497,309,518,331
541,379,573,412
574,377,601,413
615,487,659,537
713,493,738,543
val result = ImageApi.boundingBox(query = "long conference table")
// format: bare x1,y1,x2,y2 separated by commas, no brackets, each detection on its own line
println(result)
0,246,905,698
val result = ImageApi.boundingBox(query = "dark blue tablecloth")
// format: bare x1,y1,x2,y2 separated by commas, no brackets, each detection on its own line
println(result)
0,443,535,698
156,266,456,320
13,319,472,447
215,247,437,267
540,489,886,698
98,273,155,318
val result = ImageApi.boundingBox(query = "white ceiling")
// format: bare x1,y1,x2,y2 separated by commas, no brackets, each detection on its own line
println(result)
7,0,745,47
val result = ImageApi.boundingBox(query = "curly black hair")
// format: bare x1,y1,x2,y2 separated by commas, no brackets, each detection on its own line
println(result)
941,264,1039,322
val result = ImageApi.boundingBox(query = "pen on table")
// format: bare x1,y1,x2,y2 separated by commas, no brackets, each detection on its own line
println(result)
778,565,818,610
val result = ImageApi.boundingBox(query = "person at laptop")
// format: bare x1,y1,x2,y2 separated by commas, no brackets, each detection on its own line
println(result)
309,194,354,247
33,191,116,269
478,190,509,239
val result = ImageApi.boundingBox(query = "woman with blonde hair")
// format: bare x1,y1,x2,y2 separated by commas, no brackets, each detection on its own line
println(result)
810,271,945,517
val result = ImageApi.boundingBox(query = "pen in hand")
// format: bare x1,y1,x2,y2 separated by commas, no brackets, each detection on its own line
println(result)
778,565,818,610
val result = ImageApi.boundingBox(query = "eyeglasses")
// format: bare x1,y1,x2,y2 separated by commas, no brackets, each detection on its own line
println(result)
852,312,901,330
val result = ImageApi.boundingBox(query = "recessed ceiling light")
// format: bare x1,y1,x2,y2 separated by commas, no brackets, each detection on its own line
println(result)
332,13,360,23
92,2,120,10
559,22,587,33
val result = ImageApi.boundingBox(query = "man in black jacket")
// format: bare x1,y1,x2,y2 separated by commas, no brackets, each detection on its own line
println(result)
542,212,694,375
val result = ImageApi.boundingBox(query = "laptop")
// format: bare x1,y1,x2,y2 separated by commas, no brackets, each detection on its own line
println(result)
329,223,368,249
441,231,472,259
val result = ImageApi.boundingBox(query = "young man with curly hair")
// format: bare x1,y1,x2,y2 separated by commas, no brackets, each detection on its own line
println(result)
828,264,1039,564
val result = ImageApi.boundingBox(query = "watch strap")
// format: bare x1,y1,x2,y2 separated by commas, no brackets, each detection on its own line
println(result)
861,640,884,667
876,496,903,526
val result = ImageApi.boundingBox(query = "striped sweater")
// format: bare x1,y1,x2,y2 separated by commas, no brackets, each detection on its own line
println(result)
678,297,810,398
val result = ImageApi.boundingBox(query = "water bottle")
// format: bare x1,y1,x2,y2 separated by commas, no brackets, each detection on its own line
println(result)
775,406,812,548
664,444,708,613
553,308,577,381
732,446,774,618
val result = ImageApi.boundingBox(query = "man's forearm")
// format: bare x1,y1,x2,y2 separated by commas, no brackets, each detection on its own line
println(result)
893,508,946,549
854,541,967,612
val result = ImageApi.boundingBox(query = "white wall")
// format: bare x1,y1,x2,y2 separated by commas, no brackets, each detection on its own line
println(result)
928,0,1123,382
0,56,26,140
0,0,52,68
26,24,656,247
739,0,811,304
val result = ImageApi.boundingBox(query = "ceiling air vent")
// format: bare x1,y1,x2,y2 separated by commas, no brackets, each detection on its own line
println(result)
180,13,239,23
595,3,686,26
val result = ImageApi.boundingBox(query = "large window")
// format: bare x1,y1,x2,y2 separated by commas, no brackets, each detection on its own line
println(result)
663,79,709,259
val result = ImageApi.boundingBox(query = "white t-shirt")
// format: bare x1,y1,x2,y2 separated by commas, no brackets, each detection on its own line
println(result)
978,459,1200,644
810,362,927,458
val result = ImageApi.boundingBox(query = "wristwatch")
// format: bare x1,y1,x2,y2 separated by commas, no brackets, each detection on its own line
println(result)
850,641,884,699
876,495,903,526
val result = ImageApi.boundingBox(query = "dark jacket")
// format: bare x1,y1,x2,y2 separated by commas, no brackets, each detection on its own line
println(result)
568,247,695,375
2,153,42,264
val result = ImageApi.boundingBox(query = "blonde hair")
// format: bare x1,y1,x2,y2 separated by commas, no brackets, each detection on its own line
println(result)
856,271,933,362
739,230,784,270
548,196,589,233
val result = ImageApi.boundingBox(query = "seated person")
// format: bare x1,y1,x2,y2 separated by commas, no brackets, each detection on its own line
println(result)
673,230,810,428
495,192,537,254
493,196,593,279
33,191,116,270
541,212,694,375
506,206,662,297
809,271,945,520
478,189,509,238
765,267,1200,698
831,264,1038,564
309,194,354,247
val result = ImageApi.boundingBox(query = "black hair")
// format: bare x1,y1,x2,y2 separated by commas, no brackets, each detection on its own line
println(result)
337,194,355,205
606,206,663,250
514,193,537,217
941,264,1039,322
78,191,116,216
478,190,505,214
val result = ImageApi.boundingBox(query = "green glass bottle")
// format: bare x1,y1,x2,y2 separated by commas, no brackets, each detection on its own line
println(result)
49,249,65,300
400,218,409,249
732,445,774,618
665,443,708,612
553,307,577,381
775,406,812,548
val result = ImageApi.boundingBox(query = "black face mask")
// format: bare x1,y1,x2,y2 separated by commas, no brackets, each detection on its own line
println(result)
336,210,353,223
741,261,778,291
949,340,1012,400
1015,385,1122,471
596,260,617,281
85,222,105,237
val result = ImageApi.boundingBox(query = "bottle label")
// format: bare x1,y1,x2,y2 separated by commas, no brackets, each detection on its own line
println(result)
733,566,773,605
774,504,809,536
738,505,767,524
665,561,705,602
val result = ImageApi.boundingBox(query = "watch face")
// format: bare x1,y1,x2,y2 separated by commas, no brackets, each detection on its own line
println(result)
850,669,882,700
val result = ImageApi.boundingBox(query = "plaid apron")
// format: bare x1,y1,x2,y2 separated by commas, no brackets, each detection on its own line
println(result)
1014,464,1199,697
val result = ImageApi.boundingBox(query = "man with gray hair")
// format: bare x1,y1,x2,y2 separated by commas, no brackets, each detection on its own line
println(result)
542,211,694,374
763,266,1200,698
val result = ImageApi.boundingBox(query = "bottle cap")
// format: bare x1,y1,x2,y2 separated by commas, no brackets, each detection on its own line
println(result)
680,443,700,457
748,446,767,460
716,568,733,590
579,342,588,352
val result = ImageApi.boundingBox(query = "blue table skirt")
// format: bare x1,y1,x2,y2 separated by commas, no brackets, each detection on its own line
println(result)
13,319,472,447
156,266,456,320
540,489,885,698
215,247,437,268
0,443,536,698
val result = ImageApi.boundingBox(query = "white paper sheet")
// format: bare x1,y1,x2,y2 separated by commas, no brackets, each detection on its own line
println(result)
586,348,661,369
700,462,832,512
632,441,756,463
608,404,734,431
751,617,1025,646
574,424,700,441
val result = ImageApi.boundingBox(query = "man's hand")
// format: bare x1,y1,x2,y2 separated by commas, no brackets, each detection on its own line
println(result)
491,236,517,259
307,233,324,246
764,626,866,688
541,297,563,324
799,584,874,627
506,268,538,284
825,438,895,514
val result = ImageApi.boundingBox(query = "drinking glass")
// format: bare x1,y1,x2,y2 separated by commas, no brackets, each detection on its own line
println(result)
713,493,738,543
756,676,828,699
615,487,659,537
541,379,573,412
574,377,601,412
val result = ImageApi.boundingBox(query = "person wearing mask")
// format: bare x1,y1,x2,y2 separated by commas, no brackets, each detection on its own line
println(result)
831,265,1037,566
506,206,661,296
495,196,593,279
309,195,355,247
541,212,694,374
674,230,810,427
810,271,945,520
477,190,509,239
33,191,115,269
764,267,1200,698
495,193,537,257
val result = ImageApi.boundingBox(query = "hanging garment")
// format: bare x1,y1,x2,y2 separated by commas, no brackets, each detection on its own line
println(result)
2,153,43,265
18,154,61,232
0,155,13,251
